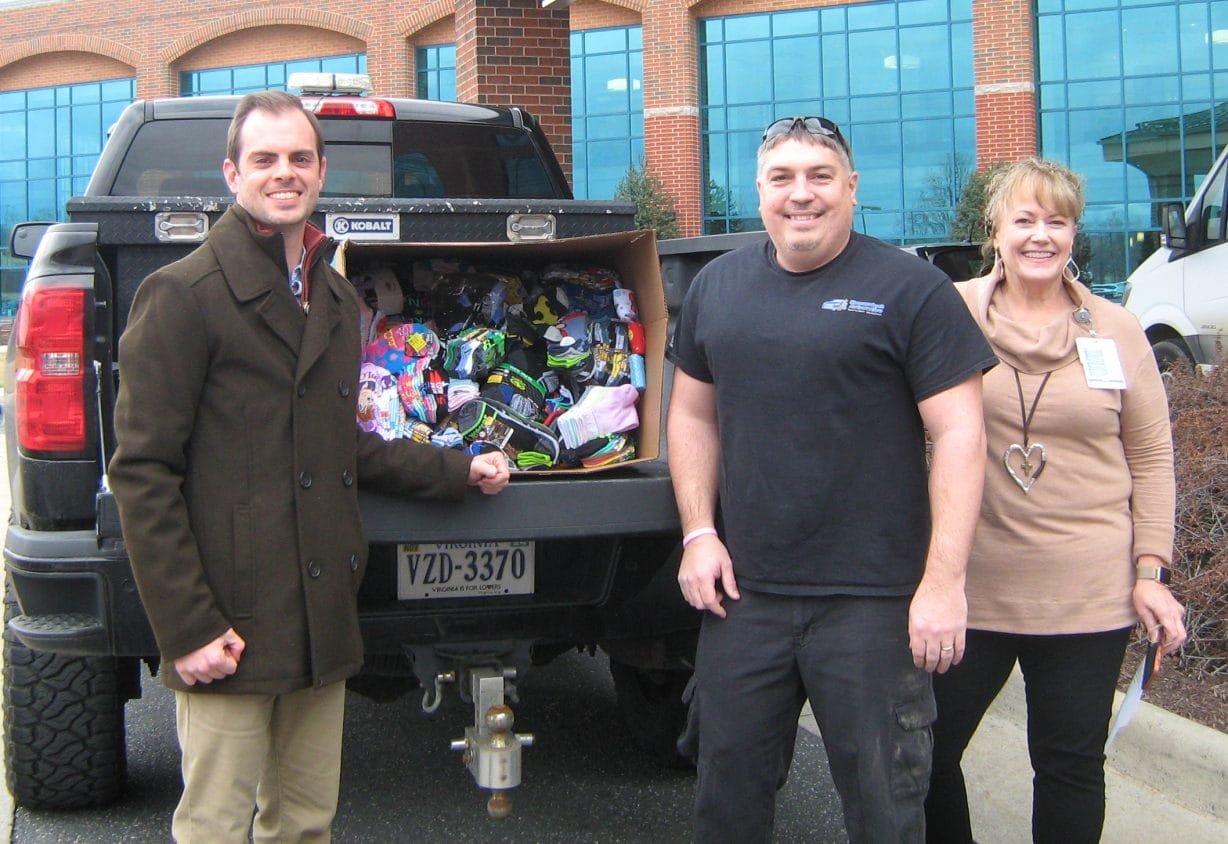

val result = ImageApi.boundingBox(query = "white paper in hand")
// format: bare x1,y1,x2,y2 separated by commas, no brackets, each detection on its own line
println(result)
1106,639,1160,749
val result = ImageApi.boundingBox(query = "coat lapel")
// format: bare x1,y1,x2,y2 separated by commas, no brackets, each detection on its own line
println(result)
297,269,342,382
212,207,306,356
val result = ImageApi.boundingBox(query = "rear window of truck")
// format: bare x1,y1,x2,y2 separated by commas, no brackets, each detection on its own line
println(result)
109,118,558,200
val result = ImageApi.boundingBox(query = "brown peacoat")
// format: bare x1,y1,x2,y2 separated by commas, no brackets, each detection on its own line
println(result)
109,206,473,695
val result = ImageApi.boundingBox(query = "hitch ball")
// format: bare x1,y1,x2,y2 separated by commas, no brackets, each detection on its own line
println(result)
487,790,513,819
486,703,515,741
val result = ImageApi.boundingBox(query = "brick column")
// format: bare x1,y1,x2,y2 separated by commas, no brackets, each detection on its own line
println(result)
973,0,1037,169
367,12,413,98
455,0,573,180
137,60,177,100
642,3,702,237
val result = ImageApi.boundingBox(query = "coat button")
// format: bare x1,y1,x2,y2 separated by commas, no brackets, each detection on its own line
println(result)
349,553,361,572
299,471,313,489
338,380,351,397
297,384,307,398
308,560,321,578
341,469,354,487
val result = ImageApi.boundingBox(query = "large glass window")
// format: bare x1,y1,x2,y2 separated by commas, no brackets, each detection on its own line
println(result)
0,78,134,324
1039,0,1228,288
700,1,975,238
417,44,457,101
181,54,367,96
570,26,644,199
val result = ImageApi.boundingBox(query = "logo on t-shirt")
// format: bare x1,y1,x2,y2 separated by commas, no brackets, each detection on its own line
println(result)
822,298,885,316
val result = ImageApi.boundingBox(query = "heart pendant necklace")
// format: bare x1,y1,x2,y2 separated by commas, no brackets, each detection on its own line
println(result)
1003,367,1052,494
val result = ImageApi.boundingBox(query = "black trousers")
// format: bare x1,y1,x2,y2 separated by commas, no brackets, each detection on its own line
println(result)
926,627,1131,844
687,590,934,844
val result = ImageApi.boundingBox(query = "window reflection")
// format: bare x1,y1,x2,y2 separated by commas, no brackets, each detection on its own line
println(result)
0,78,135,323
570,26,644,200
1040,1,1228,287
181,54,366,96
417,45,457,102
700,2,974,239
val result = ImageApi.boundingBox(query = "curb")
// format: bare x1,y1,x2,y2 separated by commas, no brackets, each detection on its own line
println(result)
799,665,1228,823
1106,686,1228,818
969,666,1228,820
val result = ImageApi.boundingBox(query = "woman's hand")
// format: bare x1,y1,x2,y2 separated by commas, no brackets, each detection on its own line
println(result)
1132,557,1187,655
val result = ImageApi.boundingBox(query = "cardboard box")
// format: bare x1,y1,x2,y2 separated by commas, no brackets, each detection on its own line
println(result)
336,229,665,474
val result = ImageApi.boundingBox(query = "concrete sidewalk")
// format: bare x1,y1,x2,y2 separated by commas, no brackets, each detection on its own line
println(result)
799,667,1228,843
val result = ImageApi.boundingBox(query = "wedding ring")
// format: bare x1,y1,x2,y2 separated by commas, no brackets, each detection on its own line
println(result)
940,645,954,653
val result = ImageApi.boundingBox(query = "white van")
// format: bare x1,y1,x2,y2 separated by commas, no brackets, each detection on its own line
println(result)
1123,146,1228,370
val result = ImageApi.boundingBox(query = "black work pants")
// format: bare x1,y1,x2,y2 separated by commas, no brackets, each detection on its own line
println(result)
926,627,1131,844
687,590,934,844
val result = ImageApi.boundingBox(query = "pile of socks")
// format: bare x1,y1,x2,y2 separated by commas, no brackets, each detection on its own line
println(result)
352,258,648,471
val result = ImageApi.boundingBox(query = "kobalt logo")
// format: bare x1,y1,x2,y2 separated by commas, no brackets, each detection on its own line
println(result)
333,217,393,234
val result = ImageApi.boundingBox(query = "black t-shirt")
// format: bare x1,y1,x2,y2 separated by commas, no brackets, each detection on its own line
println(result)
667,233,996,596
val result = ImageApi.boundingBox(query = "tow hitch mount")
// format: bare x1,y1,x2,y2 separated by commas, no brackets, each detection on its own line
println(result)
447,666,535,817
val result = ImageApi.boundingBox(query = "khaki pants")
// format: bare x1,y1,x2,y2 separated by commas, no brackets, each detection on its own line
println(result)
172,681,346,843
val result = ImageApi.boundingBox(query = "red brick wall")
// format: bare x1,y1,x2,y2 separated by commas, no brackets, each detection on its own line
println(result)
455,0,572,177
973,0,1037,167
571,1,639,30
0,0,1042,236
177,27,364,73
0,52,132,89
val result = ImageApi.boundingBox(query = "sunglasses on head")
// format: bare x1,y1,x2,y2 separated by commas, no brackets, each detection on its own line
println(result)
762,116,850,157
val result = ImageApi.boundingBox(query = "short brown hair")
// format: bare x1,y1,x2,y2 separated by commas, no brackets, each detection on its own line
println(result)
757,121,854,175
226,90,324,166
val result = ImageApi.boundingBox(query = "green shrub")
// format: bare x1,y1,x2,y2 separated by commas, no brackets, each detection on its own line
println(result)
615,164,679,240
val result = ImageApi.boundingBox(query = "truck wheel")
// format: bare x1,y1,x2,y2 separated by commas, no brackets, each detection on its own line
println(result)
3,588,127,809
1152,339,1194,374
608,659,694,770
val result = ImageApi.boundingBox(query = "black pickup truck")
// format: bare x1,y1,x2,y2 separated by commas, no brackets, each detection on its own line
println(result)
4,78,695,811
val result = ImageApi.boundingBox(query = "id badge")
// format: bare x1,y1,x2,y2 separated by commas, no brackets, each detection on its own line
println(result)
1076,336,1127,389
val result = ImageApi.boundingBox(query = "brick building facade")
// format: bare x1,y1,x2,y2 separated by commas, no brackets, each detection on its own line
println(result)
0,0,1039,238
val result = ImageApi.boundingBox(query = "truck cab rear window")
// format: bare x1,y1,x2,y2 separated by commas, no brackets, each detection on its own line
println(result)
110,117,556,200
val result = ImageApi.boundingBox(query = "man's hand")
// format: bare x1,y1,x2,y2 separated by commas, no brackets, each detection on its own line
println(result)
467,452,510,495
912,375,983,674
909,575,966,673
173,628,246,686
677,534,739,618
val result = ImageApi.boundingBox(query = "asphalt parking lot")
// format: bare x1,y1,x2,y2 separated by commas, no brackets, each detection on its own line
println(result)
0,421,1225,842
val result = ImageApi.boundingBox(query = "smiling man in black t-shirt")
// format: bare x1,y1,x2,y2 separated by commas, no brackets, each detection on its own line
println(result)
666,116,996,843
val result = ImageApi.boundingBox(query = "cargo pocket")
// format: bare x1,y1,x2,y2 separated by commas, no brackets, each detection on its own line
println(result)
890,686,937,801
231,504,255,620
676,672,700,764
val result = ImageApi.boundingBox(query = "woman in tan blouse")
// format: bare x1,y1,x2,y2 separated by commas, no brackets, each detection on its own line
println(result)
924,158,1188,844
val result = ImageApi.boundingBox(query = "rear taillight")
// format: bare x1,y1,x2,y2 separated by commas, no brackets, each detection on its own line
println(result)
14,284,88,452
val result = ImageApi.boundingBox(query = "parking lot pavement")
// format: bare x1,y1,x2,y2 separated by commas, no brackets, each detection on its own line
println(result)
799,666,1228,842
2,417,1225,843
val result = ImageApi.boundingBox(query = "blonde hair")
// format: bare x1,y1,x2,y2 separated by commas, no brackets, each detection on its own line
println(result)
981,157,1085,265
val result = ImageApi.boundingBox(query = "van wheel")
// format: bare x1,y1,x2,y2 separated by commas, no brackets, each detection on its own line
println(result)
3,583,127,809
609,659,694,770
1151,339,1194,374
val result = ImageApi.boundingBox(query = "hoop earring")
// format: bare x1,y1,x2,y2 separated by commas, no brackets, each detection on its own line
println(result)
1065,255,1081,284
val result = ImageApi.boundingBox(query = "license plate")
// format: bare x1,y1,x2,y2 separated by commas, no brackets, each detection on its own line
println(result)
396,541,535,599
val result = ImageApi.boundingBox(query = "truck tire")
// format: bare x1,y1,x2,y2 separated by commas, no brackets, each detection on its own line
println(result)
1152,339,1194,374
608,659,694,770
3,587,127,809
